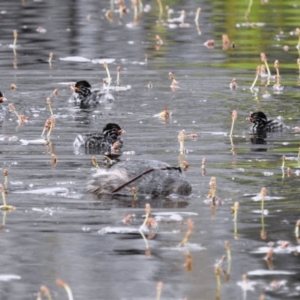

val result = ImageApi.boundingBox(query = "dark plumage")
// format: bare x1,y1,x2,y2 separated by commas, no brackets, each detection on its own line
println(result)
248,111,284,133
87,160,192,198
73,123,124,154
0,91,7,122
70,80,115,108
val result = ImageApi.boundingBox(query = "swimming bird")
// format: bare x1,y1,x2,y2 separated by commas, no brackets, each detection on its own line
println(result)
247,111,284,133
69,80,115,108
87,159,192,198
73,123,124,155
0,91,7,122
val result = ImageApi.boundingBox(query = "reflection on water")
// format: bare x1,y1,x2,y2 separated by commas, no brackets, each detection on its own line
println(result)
0,0,300,299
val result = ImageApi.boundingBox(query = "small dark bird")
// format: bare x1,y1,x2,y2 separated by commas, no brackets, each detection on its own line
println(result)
0,91,7,122
247,111,284,133
73,123,124,155
87,160,192,198
70,80,114,108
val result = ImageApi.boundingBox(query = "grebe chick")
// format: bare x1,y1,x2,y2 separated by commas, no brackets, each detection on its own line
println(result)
73,123,124,154
247,111,285,133
70,80,115,108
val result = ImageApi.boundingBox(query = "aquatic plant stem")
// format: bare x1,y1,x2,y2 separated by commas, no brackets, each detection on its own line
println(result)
1,186,7,207
260,187,266,214
13,30,18,46
103,62,112,86
92,157,99,169
224,241,231,262
229,110,237,136
295,220,300,238
245,0,253,21
56,279,74,300
281,155,285,178
157,0,163,21
156,282,163,300
47,98,54,116
250,66,260,90
261,53,271,78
